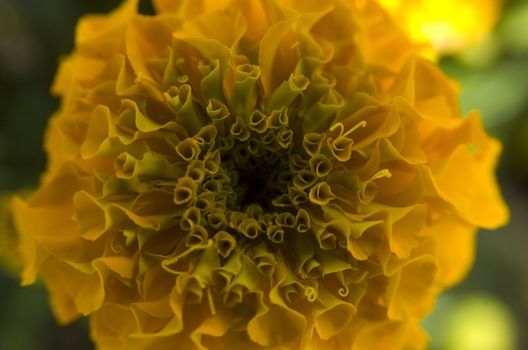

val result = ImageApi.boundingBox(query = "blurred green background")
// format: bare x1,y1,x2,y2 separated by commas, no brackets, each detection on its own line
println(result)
0,0,527,349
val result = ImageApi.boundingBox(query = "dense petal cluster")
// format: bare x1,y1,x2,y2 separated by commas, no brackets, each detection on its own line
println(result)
10,0,508,349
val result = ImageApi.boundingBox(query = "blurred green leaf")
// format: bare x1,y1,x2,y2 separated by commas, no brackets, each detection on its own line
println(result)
442,58,528,128
500,2,528,54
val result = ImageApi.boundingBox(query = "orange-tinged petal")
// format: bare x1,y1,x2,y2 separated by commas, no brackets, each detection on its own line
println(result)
430,112,509,228
422,214,477,286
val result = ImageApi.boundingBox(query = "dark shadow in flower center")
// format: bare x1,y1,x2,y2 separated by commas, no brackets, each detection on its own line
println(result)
237,161,278,210
223,147,291,212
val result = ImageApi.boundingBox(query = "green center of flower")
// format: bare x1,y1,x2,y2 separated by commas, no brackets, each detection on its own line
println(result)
169,99,320,247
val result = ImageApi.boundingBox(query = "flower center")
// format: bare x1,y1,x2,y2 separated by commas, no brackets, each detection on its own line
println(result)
223,145,291,211
175,106,318,245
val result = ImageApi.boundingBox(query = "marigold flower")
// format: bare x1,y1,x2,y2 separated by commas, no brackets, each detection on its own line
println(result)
8,0,508,349
379,0,501,55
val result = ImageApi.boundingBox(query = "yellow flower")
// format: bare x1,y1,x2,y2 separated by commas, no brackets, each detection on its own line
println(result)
8,0,508,349
379,0,501,55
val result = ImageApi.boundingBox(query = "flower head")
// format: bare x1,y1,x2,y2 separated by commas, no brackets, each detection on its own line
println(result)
9,0,508,349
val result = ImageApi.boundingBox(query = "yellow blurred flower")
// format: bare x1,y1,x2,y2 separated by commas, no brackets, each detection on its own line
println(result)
6,0,508,349
379,0,501,55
